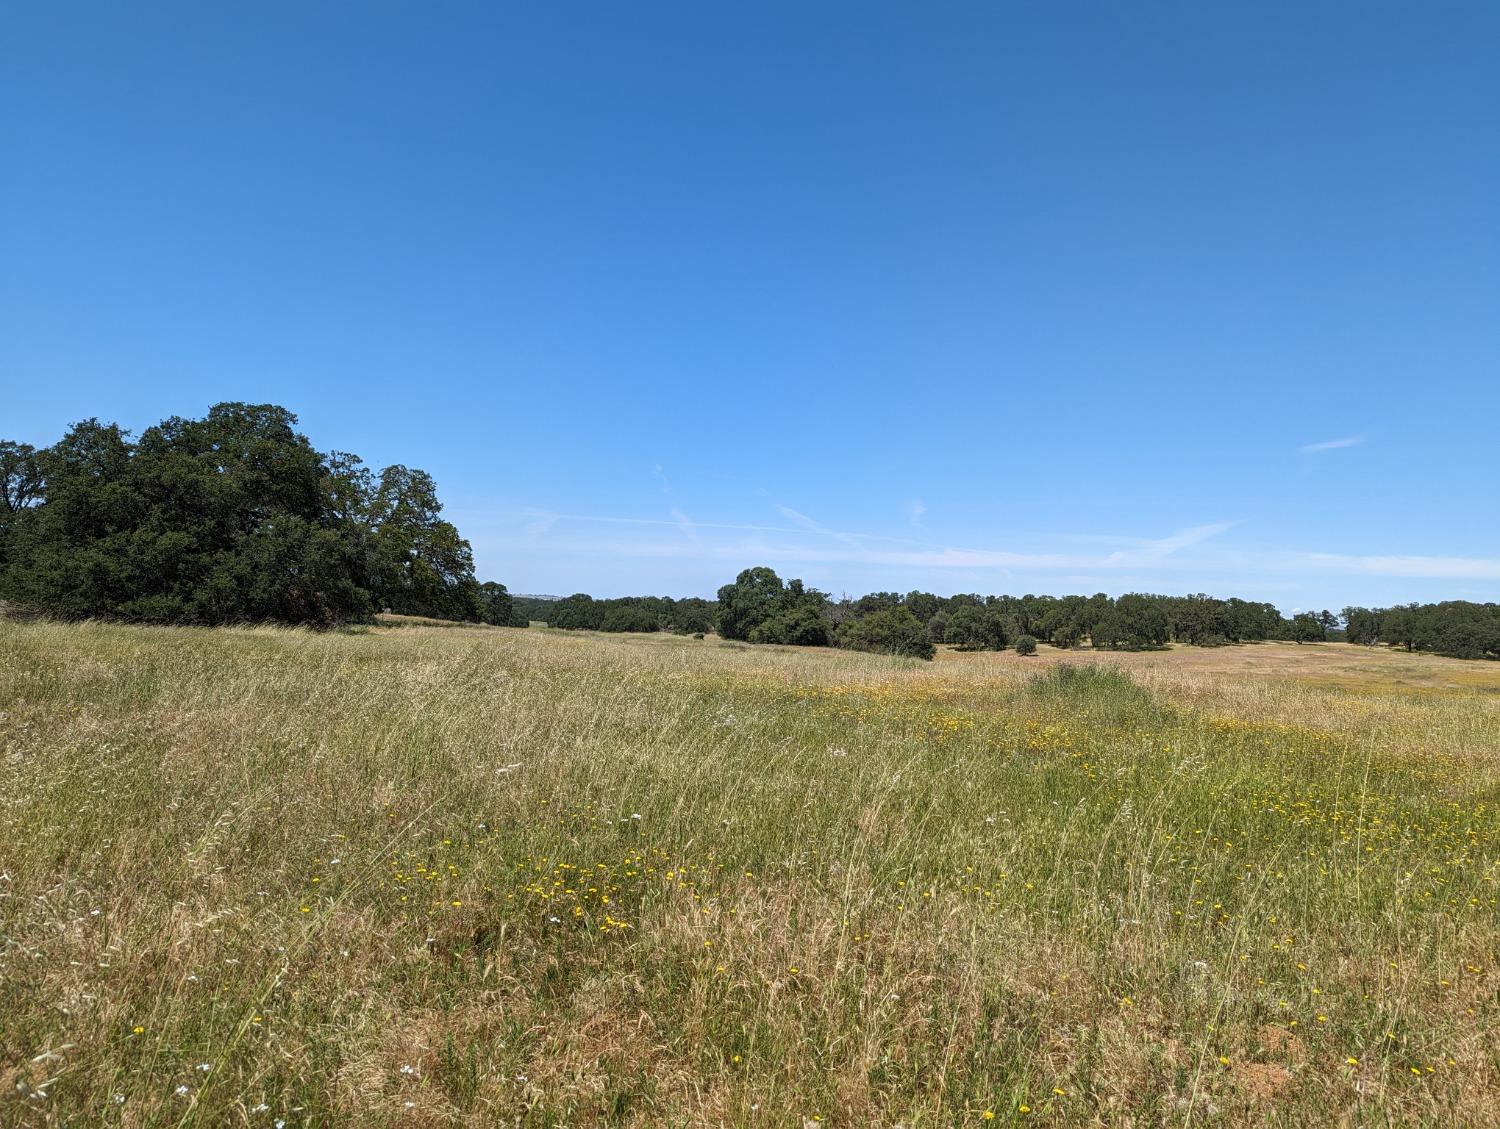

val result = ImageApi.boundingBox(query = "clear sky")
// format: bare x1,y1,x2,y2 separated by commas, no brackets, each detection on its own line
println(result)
3,2,1497,610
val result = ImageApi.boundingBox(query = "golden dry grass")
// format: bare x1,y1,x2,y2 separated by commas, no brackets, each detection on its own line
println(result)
1,621,1497,1126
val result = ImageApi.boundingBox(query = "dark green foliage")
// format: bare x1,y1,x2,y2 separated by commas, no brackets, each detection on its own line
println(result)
0,440,45,573
1014,634,1038,656
509,595,558,625
750,603,832,646
1343,606,1379,645
1340,601,1499,660
534,593,717,634
715,567,830,644
837,606,935,660
601,604,660,633
850,591,903,618
365,464,483,621
945,605,1006,651
1290,612,1327,644
0,404,500,627
546,593,602,630
903,590,942,623
716,567,791,641
1090,594,1170,650
706,570,1313,659
666,598,716,634
477,581,516,626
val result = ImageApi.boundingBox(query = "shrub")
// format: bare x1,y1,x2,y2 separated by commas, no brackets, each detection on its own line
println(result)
1015,634,1038,656
838,607,936,660
749,604,831,647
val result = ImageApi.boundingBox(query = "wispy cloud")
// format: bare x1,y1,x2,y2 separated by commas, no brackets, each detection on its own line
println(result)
481,513,1500,587
489,533,1500,584
1299,434,1369,454
905,498,927,526
1139,521,1237,556
522,510,558,539
670,506,700,545
775,505,864,548
1275,551,1500,581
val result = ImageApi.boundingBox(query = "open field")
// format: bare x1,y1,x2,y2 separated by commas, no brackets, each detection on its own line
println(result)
2,622,1498,1126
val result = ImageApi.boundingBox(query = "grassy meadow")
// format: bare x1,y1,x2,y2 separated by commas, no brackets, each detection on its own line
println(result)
2,619,1498,1127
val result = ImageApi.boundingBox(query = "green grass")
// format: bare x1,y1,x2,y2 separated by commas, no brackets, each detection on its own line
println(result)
1,620,1497,1126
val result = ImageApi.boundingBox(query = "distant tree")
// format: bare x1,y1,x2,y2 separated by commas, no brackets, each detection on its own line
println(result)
749,603,831,646
477,581,515,626
1291,612,1326,643
601,603,659,633
1382,605,1418,652
667,597,716,634
1014,634,1038,656
716,567,830,645
0,440,44,515
1091,594,1170,650
716,567,788,641
851,591,903,618
1343,606,1379,646
903,590,942,623
547,593,602,630
367,464,483,620
837,606,935,660
0,440,44,571
945,605,1005,651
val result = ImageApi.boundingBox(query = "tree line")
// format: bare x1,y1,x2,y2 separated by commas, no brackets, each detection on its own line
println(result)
0,403,516,627
1344,602,1500,660
537,567,1498,663
709,569,1297,659
523,593,716,635
4,410,1493,662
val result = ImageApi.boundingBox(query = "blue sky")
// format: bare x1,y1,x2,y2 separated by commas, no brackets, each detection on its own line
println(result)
3,2,1496,610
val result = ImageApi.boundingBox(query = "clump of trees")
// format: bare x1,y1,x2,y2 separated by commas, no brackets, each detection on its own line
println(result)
1344,602,1500,660
837,606,935,660
870,588,1289,653
496,579,1500,666
0,404,515,627
539,593,715,635
717,567,832,645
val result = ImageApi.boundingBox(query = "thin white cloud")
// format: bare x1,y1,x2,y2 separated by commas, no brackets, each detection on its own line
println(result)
670,506,700,546
1277,551,1500,581
1137,521,1237,557
523,510,558,539
486,530,1500,585
905,498,927,526
774,504,864,548
472,510,924,544
1299,434,1369,454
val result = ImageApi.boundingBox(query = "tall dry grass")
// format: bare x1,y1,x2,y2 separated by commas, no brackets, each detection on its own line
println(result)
1,620,1497,1126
